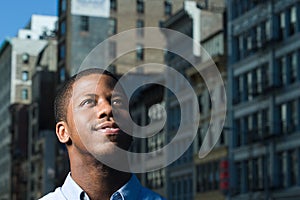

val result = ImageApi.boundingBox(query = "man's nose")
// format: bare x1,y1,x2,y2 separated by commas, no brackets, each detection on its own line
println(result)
96,99,113,119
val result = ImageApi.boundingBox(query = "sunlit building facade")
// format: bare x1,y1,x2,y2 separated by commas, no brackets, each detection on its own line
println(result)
227,0,300,199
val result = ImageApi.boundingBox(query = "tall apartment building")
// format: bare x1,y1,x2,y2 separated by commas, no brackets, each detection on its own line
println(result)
57,0,186,77
109,0,185,74
9,103,29,200
161,1,227,199
227,0,300,199
57,0,110,80
0,15,57,200
27,40,58,200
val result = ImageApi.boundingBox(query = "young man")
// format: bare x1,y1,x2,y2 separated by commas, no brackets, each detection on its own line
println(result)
40,68,165,200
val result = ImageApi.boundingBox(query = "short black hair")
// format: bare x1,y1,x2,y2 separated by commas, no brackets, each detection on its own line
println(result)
54,68,119,123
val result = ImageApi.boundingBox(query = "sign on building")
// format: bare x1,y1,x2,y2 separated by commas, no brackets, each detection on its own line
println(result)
71,0,110,18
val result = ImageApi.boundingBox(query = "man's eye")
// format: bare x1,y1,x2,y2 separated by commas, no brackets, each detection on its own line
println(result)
112,99,123,106
81,99,96,106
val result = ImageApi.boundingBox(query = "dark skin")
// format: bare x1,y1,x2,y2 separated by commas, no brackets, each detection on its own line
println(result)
55,74,132,200
68,151,130,200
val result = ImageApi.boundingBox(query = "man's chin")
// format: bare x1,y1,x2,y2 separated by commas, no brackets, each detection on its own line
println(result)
90,146,129,168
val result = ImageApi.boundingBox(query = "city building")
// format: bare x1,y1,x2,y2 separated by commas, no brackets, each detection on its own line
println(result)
9,103,29,200
18,14,57,40
27,39,58,199
227,0,300,199
57,0,186,78
0,15,57,200
57,0,110,80
109,0,185,74
161,0,227,199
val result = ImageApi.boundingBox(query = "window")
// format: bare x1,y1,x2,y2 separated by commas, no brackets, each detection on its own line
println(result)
246,33,252,52
290,52,297,83
59,67,66,83
61,0,67,12
238,75,244,102
136,19,144,37
279,12,285,39
196,162,219,192
251,159,259,190
277,152,287,188
260,22,267,45
136,43,144,60
261,63,269,91
289,150,298,186
238,35,245,59
22,71,29,81
59,44,66,60
146,169,165,189
137,0,144,13
197,127,203,149
256,25,262,48
108,18,117,36
60,21,66,36
278,56,287,86
280,103,288,134
247,72,253,100
261,109,270,136
164,0,172,16
257,157,264,190
265,20,271,41
22,89,28,100
110,0,117,11
235,162,242,193
80,16,89,31
254,68,261,95
22,53,29,64
234,119,241,147
290,100,298,133
290,6,296,35
198,94,203,113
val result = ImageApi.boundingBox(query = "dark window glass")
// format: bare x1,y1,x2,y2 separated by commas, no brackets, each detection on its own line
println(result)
137,0,144,13
80,16,89,31
164,1,172,16
136,44,144,60
110,0,117,11
136,19,144,37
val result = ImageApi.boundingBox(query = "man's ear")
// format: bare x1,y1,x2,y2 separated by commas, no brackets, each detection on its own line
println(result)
56,121,71,144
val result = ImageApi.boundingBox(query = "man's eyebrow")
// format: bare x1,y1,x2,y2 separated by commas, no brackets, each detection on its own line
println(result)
112,91,126,97
82,94,98,98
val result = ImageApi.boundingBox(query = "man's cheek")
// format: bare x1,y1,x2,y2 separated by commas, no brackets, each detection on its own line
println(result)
113,109,133,134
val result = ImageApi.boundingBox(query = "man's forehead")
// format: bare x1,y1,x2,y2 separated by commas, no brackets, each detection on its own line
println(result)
75,73,116,86
72,73,125,95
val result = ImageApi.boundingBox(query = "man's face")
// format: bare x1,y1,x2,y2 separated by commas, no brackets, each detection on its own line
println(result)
65,73,132,159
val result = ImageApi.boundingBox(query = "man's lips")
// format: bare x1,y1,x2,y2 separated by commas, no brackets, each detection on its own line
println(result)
92,122,120,135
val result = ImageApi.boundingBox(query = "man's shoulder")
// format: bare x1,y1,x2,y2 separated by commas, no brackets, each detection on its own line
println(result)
139,186,167,200
38,187,65,200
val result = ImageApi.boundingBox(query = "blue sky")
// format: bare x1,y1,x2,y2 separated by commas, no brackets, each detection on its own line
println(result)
0,0,57,44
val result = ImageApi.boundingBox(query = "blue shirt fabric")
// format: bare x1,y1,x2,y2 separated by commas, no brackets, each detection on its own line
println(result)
39,173,166,200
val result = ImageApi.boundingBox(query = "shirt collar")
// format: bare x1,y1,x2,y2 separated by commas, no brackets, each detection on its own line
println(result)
111,175,141,200
61,173,141,200
61,173,89,200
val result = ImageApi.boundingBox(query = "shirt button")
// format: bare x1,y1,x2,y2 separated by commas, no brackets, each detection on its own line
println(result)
80,192,89,200
112,192,123,200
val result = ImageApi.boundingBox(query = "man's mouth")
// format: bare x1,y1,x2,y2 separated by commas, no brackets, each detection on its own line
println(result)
92,122,120,135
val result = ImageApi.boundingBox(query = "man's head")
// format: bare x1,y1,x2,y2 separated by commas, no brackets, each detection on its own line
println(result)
54,68,119,124
54,68,132,161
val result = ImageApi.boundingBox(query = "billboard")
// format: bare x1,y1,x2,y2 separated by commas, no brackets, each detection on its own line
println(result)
71,0,110,18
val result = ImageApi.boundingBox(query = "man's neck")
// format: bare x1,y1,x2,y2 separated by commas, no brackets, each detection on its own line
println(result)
70,155,131,200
